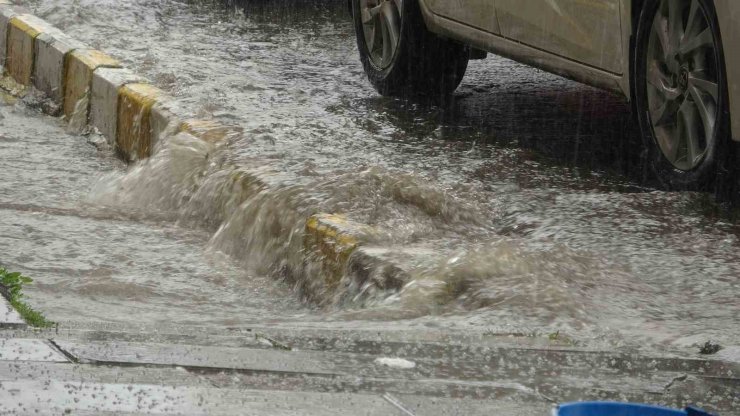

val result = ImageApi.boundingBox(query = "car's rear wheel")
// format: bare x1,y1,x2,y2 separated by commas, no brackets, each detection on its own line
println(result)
634,0,729,190
351,0,469,98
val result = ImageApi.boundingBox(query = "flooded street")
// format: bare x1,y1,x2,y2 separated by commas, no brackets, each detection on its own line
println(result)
6,0,740,358
0,92,312,327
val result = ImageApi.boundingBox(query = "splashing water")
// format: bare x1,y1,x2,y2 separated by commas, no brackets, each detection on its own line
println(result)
15,0,740,354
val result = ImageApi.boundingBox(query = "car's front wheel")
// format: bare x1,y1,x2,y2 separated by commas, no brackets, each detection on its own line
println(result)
351,0,469,98
634,0,730,190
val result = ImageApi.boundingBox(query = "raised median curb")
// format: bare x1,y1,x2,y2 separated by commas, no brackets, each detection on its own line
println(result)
6,13,44,85
90,67,146,142
63,48,120,125
0,1,407,309
116,83,162,161
304,214,407,305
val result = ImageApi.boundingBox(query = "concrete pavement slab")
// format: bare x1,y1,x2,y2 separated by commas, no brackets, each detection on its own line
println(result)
54,339,338,375
0,379,406,416
0,338,66,362
4,333,738,412
46,337,739,411
0,359,553,415
15,321,740,381
0,359,540,403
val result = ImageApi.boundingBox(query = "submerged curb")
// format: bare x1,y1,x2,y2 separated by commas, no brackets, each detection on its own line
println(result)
0,2,406,308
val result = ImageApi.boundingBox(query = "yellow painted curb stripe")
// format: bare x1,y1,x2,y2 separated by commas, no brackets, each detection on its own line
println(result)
304,214,362,291
119,83,161,107
117,83,162,161
72,49,119,70
62,49,121,118
8,16,42,39
6,16,44,85
306,214,359,248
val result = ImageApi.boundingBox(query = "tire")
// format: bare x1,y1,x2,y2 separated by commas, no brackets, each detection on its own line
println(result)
351,0,469,98
633,0,730,190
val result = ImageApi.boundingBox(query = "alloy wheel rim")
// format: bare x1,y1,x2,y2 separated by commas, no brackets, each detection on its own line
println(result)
646,0,720,171
360,0,403,69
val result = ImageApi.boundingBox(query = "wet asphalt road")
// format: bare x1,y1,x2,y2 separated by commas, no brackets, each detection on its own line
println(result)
3,0,739,358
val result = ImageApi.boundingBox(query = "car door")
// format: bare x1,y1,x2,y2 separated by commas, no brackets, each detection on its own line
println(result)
495,0,624,73
425,0,501,34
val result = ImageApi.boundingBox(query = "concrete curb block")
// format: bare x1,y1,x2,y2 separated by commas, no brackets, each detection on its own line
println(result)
35,31,86,106
6,14,45,85
150,101,182,149
0,5,406,307
305,214,362,292
0,4,26,71
90,67,146,143
304,214,406,303
63,48,120,121
117,83,162,161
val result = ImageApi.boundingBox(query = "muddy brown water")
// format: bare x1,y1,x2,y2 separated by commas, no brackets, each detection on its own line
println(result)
7,0,740,356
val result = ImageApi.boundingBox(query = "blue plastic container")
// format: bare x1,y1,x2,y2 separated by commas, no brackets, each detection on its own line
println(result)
554,402,715,416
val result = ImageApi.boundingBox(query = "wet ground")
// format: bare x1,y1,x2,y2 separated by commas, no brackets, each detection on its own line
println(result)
5,0,740,358
0,92,311,327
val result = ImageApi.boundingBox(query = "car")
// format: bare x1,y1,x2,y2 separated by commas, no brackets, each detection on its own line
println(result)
349,0,740,190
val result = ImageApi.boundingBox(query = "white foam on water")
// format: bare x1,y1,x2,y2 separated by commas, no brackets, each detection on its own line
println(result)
374,357,416,369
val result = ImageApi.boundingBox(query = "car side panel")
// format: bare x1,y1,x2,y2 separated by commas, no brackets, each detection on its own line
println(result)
424,0,500,34
495,0,623,74
420,0,738,142
714,0,740,141
417,0,624,93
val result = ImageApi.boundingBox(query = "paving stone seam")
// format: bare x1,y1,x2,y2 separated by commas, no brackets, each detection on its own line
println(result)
47,338,79,363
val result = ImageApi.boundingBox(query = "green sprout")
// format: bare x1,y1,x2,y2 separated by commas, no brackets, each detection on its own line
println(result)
0,267,54,328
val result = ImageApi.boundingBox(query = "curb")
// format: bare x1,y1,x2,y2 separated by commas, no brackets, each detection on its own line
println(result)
0,2,407,308
304,214,407,304
0,295,25,329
